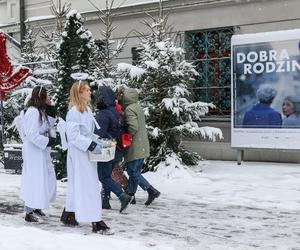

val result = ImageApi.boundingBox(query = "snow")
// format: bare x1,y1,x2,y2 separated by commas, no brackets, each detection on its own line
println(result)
145,60,160,69
80,31,92,40
173,123,223,141
120,0,161,8
152,127,160,138
66,10,82,20
117,63,146,80
1,159,300,249
25,15,55,23
0,224,172,250
11,88,32,98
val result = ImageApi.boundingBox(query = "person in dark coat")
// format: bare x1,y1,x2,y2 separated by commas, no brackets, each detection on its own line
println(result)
94,86,131,213
243,84,282,128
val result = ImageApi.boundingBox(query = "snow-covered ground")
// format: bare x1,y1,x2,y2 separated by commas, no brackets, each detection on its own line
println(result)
1,160,300,249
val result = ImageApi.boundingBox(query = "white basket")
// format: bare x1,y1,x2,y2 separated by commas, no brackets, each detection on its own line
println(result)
88,144,116,162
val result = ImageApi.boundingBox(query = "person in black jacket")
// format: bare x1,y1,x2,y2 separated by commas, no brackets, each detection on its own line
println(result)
94,86,131,213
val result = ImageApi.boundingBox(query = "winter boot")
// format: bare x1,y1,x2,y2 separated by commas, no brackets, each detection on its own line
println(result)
126,192,136,204
92,220,114,235
102,198,112,209
119,193,131,213
60,208,79,226
130,195,136,205
33,209,45,216
145,186,160,206
25,212,39,222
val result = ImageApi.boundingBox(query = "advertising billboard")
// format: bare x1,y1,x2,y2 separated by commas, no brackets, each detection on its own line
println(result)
231,29,300,149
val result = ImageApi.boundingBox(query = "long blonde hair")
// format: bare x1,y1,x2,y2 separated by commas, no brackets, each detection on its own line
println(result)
68,81,90,113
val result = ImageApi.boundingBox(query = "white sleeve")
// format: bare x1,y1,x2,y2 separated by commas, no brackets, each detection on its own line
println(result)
66,109,92,151
57,117,68,151
23,108,49,150
48,116,57,127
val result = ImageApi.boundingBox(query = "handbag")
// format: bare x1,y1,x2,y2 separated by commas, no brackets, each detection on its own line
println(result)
112,165,128,192
122,132,132,148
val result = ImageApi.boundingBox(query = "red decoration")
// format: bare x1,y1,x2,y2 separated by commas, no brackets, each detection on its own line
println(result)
0,32,32,100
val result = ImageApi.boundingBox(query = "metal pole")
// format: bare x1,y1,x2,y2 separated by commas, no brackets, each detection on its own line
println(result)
20,0,26,49
0,96,5,166
0,98,4,149
237,149,244,165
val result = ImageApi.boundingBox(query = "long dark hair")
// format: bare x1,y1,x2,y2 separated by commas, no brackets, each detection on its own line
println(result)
27,86,48,123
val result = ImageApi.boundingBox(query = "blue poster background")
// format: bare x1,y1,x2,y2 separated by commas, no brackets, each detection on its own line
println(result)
233,39,300,128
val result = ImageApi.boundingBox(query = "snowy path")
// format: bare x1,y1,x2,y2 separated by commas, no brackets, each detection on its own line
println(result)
1,184,300,249
1,161,300,249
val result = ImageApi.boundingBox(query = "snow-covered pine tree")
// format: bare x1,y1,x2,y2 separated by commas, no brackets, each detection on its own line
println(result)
5,27,45,143
40,0,71,62
55,10,96,118
53,9,96,178
89,0,128,88
3,94,23,142
20,27,54,91
118,1,223,170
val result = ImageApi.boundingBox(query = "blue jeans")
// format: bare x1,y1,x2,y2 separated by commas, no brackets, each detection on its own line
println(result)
97,161,123,199
127,159,151,194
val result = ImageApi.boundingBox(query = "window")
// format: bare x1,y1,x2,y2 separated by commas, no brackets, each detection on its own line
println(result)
186,27,234,116
131,47,143,65
8,2,17,20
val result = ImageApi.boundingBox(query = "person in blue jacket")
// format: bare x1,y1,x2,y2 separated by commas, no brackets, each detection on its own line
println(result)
94,86,131,213
243,84,282,128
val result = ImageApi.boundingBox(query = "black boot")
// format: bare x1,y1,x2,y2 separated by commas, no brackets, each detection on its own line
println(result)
130,195,136,205
119,193,131,213
92,220,113,234
33,209,46,216
145,186,160,206
102,198,112,209
127,193,136,204
25,212,39,222
60,208,79,226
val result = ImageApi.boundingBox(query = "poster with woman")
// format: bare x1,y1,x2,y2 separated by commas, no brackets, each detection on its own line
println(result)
231,29,300,149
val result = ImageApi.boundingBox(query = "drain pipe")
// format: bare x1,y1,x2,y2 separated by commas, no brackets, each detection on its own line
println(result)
20,0,26,49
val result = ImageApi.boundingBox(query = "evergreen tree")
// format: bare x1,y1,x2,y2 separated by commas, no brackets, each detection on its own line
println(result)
53,9,96,179
89,0,128,88
40,0,71,62
3,92,23,142
5,27,45,143
118,2,222,170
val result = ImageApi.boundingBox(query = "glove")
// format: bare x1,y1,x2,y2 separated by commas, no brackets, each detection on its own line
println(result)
47,137,56,147
88,141,103,154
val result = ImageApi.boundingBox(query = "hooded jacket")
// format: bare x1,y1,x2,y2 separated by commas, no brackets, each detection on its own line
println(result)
94,86,122,162
122,88,150,162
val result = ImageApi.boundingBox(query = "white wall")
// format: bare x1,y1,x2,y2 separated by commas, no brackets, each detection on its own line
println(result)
22,0,163,20
0,0,19,25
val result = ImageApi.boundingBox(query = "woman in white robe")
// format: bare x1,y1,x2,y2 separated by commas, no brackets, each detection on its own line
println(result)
64,80,110,233
20,86,57,222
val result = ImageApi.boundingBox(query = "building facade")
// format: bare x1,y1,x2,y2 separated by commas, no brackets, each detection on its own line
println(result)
1,0,300,162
